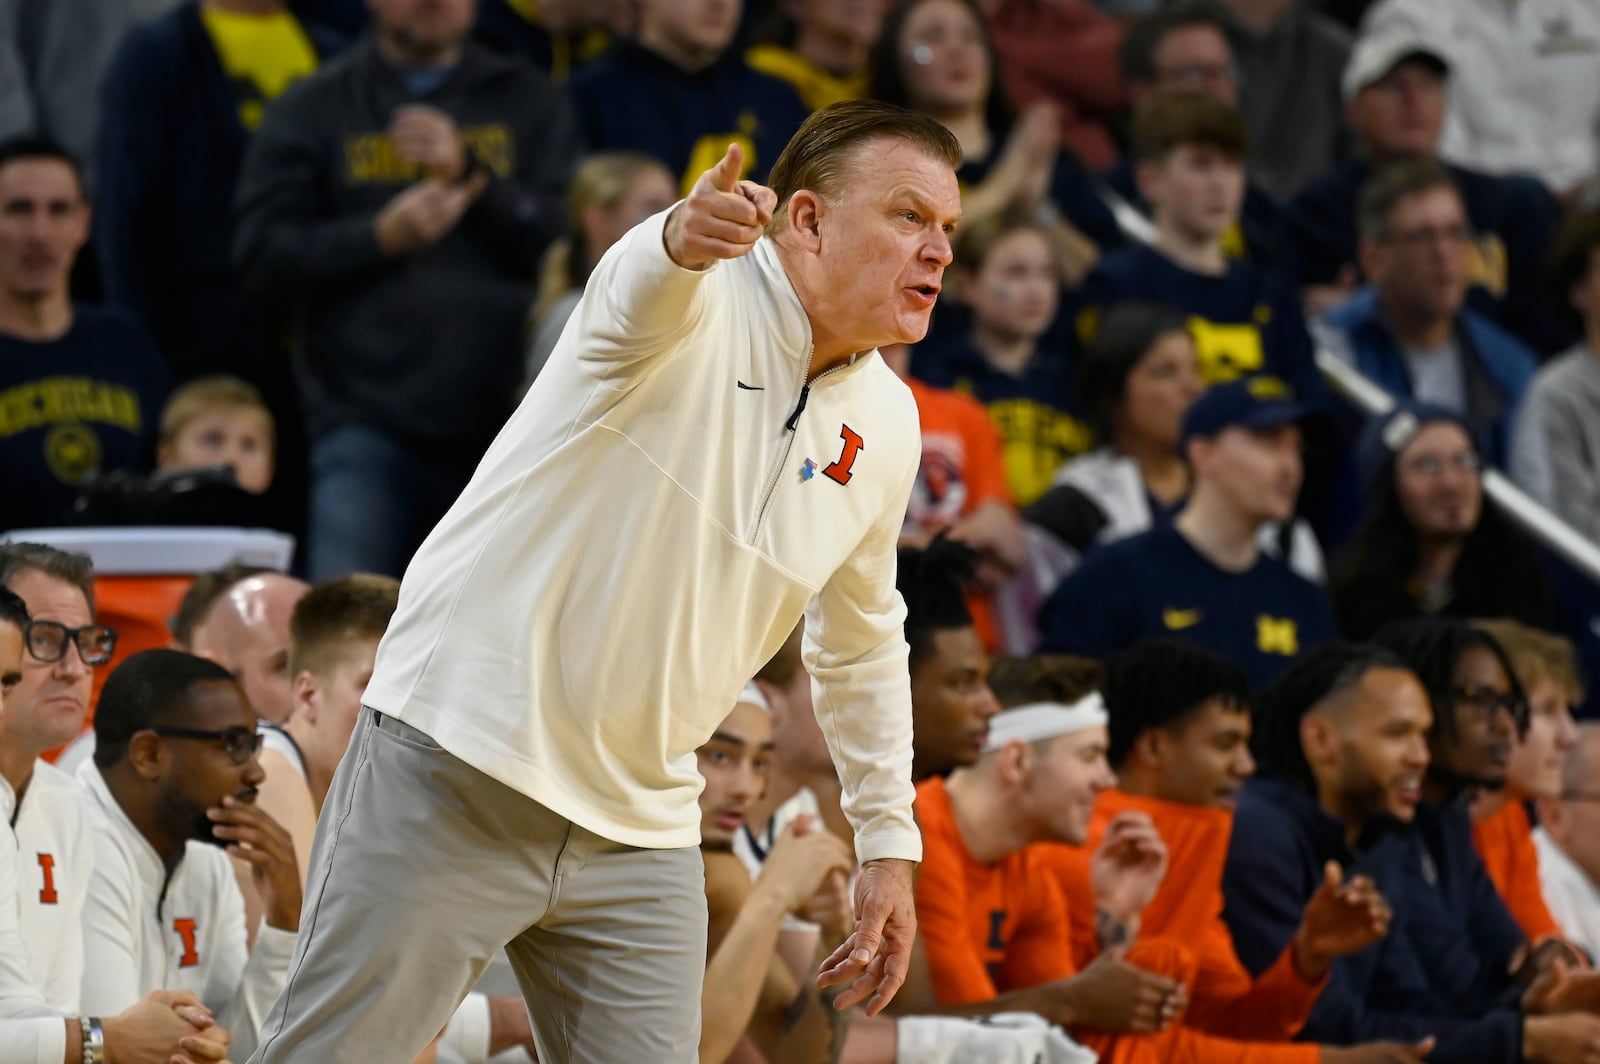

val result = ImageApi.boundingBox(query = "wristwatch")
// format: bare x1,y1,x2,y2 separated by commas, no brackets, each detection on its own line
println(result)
80,1016,105,1064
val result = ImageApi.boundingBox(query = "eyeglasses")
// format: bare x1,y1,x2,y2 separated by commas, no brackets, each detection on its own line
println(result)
1451,685,1527,724
146,725,263,765
1400,451,1481,478
1559,792,1600,803
1154,61,1239,90
24,621,118,667
1380,224,1473,249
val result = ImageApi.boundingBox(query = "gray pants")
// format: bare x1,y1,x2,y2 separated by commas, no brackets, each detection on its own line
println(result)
249,710,706,1064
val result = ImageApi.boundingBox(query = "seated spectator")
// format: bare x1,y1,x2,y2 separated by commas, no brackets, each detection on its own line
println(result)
1228,641,1562,1061
1366,619,1600,1055
1330,405,1556,640
981,0,1126,172
168,564,271,652
1317,160,1538,466
912,212,1092,506
79,649,301,1062
1076,93,1324,403
525,152,675,386
1511,209,1600,540
0,585,235,1064
568,0,809,191
896,537,1002,781
909,671,1333,1060
1040,641,1419,1062
1210,0,1351,200
1468,619,1581,943
473,0,625,80
1534,724,1600,962
746,0,887,112
233,0,578,580
1290,25,1564,349
241,574,527,1061
697,688,857,1063
94,0,341,382
0,137,169,532
0,545,109,1010
1029,301,1323,581
869,0,1120,282
1039,376,1336,690
189,573,310,727
1109,3,1291,268
155,376,276,495
883,341,1023,651
1358,0,1600,203
739,624,851,869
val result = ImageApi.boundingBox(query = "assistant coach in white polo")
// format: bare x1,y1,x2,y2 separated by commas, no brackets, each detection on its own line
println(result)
249,100,965,1063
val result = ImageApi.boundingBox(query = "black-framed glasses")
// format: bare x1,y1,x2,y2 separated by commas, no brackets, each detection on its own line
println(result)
24,620,118,667
1560,792,1600,804
146,725,263,765
1452,685,1527,725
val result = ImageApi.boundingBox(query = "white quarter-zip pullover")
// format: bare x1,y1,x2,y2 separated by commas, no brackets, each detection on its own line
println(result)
366,207,923,863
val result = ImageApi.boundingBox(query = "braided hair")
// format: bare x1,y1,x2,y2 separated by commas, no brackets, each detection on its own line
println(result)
1371,617,1529,745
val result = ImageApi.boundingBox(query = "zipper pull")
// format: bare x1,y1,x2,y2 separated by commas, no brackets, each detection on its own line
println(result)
784,383,810,431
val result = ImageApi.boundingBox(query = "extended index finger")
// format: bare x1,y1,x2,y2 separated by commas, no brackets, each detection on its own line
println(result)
704,143,745,195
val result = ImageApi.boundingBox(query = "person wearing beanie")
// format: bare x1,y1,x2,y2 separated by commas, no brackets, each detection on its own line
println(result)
1038,374,1336,690
1330,403,1556,640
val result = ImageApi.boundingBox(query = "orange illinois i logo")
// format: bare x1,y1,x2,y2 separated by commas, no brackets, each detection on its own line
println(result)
823,424,864,485
173,918,200,968
36,854,57,905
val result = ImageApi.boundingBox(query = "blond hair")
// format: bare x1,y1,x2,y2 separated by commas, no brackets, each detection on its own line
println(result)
159,375,274,447
288,573,401,679
531,152,673,326
1471,619,1584,703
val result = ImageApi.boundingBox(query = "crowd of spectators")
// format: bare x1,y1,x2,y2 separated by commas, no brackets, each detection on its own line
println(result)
3,0,1600,1061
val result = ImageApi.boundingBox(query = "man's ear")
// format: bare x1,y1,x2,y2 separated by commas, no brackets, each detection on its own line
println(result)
786,189,825,251
1133,728,1165,770
996,739,1032,787
127,731,166,782
292,669,318,725
1300,713,1337,769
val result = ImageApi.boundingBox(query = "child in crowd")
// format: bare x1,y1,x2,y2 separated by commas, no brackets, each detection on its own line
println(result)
155,375,275,494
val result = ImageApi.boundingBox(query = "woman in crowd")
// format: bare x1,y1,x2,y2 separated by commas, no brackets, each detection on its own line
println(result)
524,152,675,386
1331,404,1556,640
868,0,1120,286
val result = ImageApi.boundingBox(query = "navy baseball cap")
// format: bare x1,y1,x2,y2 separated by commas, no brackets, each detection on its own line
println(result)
1181,375,1310,446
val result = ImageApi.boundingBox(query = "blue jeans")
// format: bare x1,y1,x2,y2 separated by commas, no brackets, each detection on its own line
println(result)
307,424,476,581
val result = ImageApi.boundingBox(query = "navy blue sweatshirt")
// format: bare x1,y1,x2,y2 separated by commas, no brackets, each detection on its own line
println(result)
0,308,170,531
233,36,578,453
95,2,346,379
1224,777,1526,1062
568,39,809,191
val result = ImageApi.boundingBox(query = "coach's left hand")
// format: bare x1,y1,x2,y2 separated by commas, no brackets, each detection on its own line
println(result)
816,857,916,1016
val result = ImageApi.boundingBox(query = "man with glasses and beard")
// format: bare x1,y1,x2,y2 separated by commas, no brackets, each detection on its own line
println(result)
0,544,117,1012
77,649,302,1062
1230,630,1600,1064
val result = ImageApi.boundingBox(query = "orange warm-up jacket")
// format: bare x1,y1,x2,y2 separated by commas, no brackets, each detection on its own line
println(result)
914,777,1304,1064
1472,800,1564,942
1035,789,1323,1063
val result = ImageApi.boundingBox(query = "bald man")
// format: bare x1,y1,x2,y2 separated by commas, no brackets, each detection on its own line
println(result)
1534,724,1600,960
191,574,311,726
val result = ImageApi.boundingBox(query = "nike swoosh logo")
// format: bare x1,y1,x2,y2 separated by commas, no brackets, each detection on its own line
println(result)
737,381,764,391
1163,608,1203,630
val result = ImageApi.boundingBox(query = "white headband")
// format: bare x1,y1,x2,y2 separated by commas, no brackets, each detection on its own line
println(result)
982,693,1109,753
737,681,770,715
